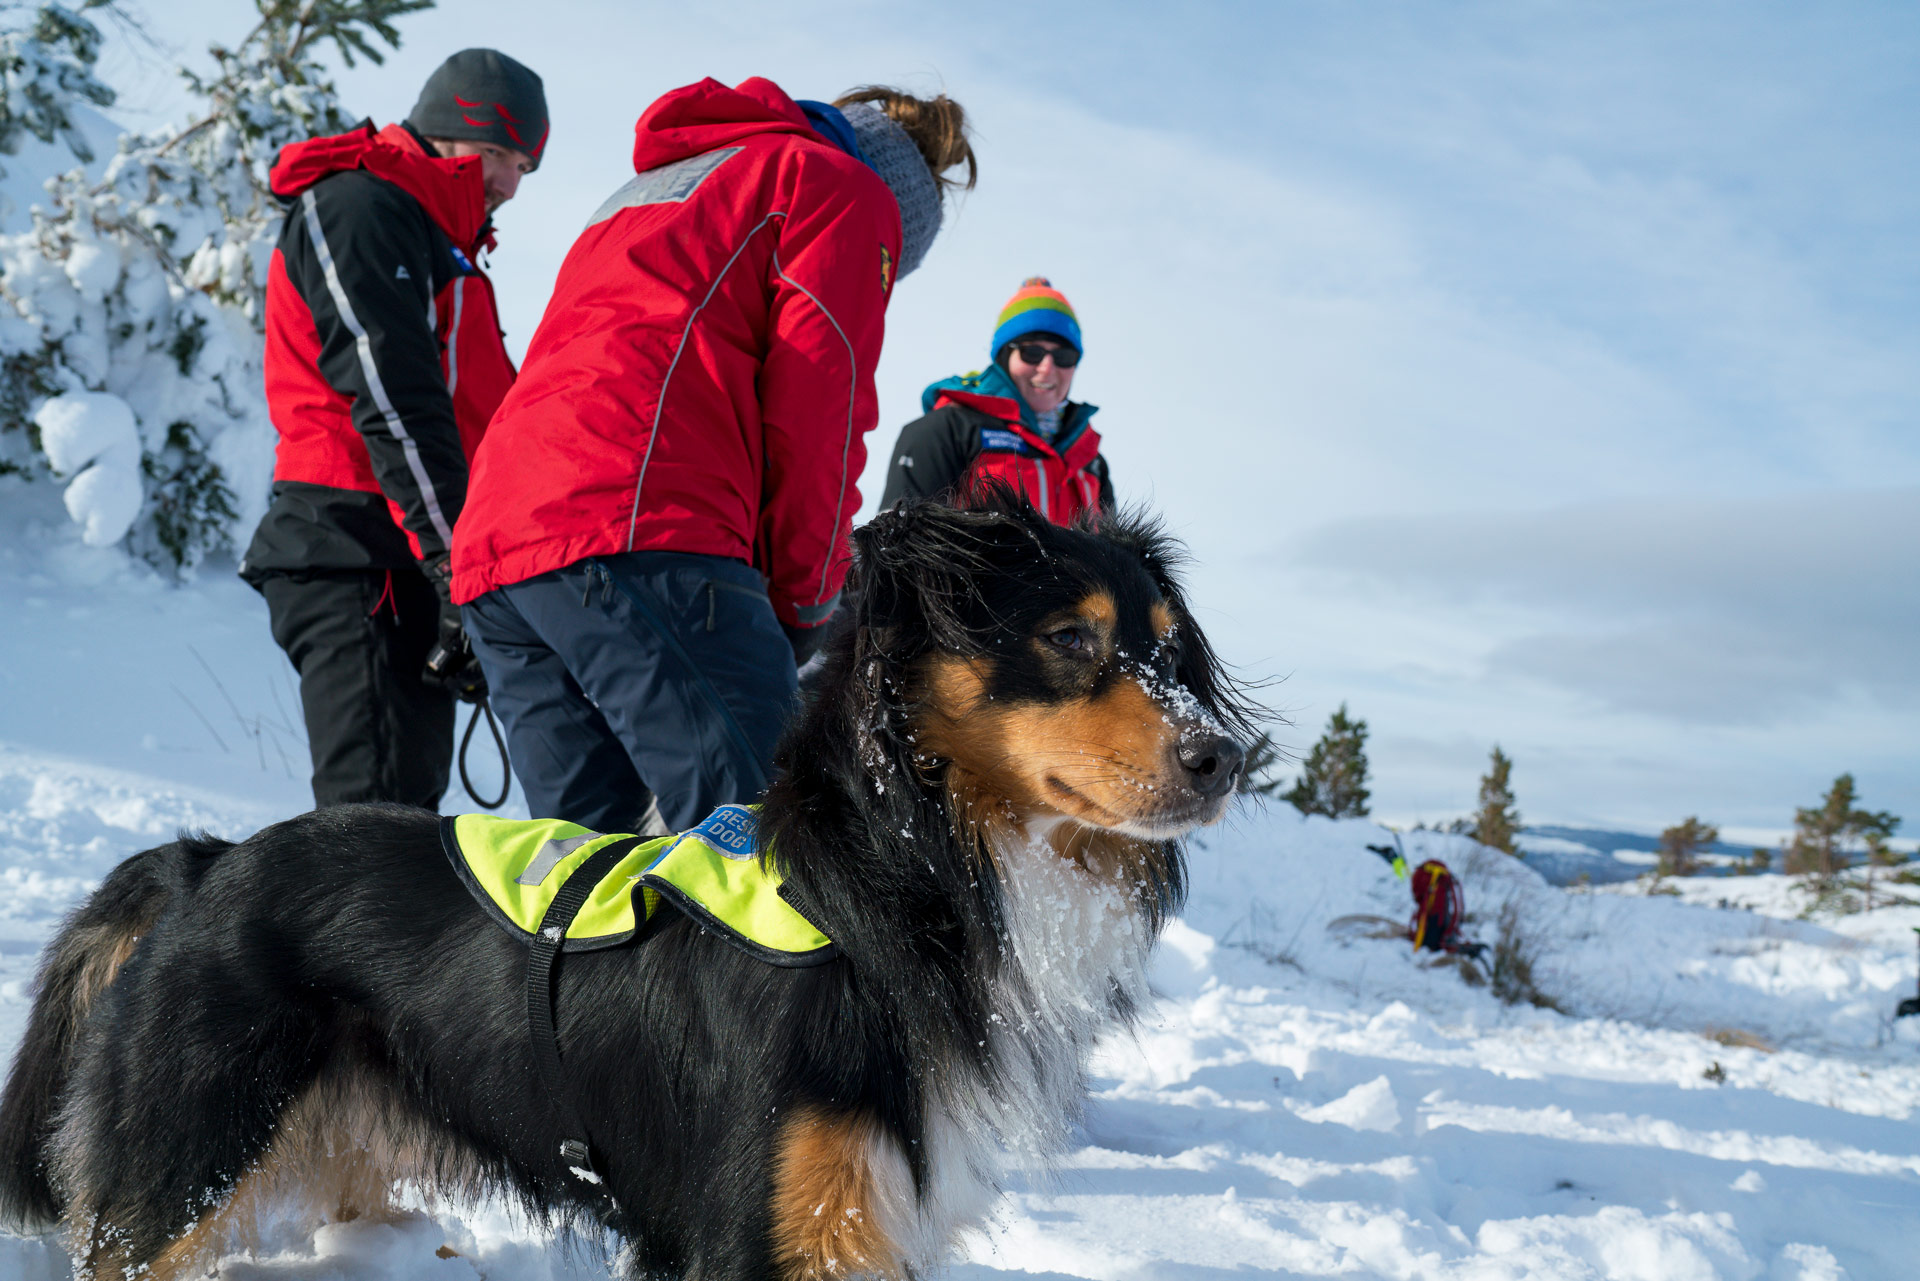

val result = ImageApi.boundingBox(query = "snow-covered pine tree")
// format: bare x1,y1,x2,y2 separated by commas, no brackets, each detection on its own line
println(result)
0,0,430,571
1282,702,1371,819
0,0,115,478
1469,744,1520,855
0,0,115,182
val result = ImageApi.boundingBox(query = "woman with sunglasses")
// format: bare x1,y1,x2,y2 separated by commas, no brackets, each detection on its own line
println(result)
879,277,1111,524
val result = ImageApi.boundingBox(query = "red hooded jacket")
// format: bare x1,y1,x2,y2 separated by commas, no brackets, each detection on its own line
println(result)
243,122,516,578
450,78,901,629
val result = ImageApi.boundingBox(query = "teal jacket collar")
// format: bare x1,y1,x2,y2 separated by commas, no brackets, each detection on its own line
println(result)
921,363,1098,444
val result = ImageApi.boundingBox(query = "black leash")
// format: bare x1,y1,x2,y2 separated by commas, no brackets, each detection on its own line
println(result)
459,698,511,810
525,836,644,1227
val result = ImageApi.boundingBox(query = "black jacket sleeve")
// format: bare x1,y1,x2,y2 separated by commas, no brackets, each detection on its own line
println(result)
878,406,979,509
1092,454,1115,512
280,170,465,567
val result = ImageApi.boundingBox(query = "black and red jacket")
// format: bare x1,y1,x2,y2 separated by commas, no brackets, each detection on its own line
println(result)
879,363,1112,524
241,122,515,580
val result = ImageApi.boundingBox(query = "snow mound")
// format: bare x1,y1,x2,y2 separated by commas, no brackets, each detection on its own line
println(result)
31,391,143,546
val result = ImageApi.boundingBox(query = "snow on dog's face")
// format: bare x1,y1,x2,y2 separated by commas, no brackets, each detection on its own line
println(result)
850,492,1250,842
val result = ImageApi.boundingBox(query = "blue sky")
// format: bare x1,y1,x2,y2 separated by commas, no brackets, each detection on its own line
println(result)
90,1,1920,838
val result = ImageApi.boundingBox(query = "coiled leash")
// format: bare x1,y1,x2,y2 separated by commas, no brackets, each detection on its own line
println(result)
524,835,645,1229
459,698,512,810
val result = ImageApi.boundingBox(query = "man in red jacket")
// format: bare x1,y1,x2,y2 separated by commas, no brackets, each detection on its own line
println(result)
240,49,546,810
453,77,974,834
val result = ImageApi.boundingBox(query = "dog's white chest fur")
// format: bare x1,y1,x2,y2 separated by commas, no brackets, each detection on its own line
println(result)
894,828,1156,1263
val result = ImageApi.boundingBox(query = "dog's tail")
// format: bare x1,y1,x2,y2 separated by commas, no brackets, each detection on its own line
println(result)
0,833,230,1230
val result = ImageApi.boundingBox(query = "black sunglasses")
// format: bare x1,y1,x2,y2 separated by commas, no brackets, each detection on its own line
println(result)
1009,341,1080,368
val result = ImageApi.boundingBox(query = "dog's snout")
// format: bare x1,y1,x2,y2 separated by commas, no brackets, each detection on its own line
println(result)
1177,731,1243,798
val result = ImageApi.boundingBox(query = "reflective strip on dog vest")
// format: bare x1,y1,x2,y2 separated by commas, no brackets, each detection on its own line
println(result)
441,803,835,965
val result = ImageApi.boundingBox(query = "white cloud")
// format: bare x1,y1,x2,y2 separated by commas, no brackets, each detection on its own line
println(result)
1291,487,1920,723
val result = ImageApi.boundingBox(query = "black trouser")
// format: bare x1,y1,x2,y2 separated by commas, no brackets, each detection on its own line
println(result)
463,551,799,833
258,568,454,810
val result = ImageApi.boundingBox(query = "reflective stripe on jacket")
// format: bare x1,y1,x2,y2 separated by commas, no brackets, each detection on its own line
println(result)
449,77,901,629
244,122,515,575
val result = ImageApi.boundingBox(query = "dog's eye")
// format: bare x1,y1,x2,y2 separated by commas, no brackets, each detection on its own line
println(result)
1046,627,1087,652
1153,644,1178,675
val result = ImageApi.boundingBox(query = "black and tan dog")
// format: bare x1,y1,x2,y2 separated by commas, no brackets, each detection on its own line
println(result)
0,493,1251,1280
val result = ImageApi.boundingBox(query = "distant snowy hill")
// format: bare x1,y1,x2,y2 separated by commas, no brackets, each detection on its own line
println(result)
1519,825,1764,886
2,497,1918,1279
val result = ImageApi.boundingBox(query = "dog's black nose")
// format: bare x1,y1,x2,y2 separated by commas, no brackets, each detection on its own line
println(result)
1177,731,1244,798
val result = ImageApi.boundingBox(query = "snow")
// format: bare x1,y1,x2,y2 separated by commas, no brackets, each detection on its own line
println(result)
31,391,144,546
2,503,1919,1279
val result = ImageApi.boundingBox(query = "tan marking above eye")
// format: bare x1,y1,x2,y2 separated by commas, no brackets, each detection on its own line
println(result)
1074,591,1118,632
1150,600,1175,640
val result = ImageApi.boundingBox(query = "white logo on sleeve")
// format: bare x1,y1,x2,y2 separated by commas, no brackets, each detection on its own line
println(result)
395,265,411,280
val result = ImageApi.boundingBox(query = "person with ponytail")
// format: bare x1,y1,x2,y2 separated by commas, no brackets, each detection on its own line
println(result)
451,77,974,834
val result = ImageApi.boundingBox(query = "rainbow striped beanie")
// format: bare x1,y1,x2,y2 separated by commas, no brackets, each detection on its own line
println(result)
990,277,1082,360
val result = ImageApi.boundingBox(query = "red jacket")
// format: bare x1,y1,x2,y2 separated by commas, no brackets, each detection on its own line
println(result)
244,122,515,577
451,78,901,629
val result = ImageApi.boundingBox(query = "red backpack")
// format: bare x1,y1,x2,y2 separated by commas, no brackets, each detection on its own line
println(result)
1409,860,1466,953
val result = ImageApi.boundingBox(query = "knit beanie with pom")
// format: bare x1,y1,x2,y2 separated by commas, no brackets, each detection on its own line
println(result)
990,277,1082,361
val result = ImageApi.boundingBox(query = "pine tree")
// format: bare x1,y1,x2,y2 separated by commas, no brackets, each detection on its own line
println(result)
1282,703,1371,818
1784,773,1900,888
0,0,115,180
1657,816,1718,878
0,0,431,570
1470,745,1520,855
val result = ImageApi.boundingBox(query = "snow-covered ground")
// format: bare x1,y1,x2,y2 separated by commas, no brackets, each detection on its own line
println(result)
2,493,1918,1279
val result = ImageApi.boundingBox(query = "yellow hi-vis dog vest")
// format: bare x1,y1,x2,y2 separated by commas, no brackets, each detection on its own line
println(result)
440,803,836,966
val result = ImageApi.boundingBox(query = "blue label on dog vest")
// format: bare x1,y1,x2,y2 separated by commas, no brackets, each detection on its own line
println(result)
684,803,759,861
979,428,1027,454
450,246,474,273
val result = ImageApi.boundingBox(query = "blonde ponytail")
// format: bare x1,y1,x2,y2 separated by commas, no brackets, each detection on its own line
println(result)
832,86,977,194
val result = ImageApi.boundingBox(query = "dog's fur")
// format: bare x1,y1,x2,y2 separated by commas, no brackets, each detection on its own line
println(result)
0,494,1252,1280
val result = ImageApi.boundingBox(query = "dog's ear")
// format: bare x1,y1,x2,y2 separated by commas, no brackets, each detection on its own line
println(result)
844,498,1050,773
845,502,962,776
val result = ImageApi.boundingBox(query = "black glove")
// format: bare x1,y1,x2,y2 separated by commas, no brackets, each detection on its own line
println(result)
782,620,827,668
419,558,488,704
423,604,489,704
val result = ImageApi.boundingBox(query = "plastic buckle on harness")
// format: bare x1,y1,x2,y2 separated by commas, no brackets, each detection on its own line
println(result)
561,1139,621,1225
560,1138,598,1182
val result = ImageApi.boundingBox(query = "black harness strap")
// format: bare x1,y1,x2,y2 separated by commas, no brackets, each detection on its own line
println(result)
526,835,644,1227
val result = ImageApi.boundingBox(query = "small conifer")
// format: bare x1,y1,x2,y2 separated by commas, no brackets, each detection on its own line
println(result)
1783,773,1900,886
1470,745,1521,855
1658,817,1719,877
1282,703,1371,819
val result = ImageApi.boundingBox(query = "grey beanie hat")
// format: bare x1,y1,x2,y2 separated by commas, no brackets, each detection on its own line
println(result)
407,49,550,169
840,101,941,278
